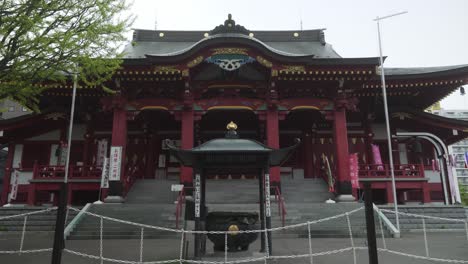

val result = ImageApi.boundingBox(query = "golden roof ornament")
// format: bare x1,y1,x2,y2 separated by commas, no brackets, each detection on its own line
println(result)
226,121,238,131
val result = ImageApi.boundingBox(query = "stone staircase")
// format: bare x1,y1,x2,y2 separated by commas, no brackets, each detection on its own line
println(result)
204,178,368,237
67,177,373,240
69,179,182,240
0,206,78,238
380,205,467,231
68,204,180,240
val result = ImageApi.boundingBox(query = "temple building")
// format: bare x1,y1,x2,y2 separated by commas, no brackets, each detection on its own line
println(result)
1,15,467,206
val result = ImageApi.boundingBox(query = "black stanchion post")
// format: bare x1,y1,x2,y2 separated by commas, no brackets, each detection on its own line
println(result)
51,182,68,264
364,182,379,264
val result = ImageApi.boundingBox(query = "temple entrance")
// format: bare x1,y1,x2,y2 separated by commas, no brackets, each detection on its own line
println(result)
280,109,330,179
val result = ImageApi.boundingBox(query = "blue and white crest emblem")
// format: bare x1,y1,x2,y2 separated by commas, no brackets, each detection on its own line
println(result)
205,54,255,71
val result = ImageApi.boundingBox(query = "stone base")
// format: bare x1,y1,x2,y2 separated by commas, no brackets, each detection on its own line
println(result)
104,195,125,203
335,194,355,202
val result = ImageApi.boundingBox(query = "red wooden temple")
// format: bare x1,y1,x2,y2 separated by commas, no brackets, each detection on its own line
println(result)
1,15,468,205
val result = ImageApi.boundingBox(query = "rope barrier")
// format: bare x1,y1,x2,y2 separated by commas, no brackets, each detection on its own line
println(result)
67,206,364,234
380,208,466,223
379,248,468,263
0,207,56,220
1,205,467,264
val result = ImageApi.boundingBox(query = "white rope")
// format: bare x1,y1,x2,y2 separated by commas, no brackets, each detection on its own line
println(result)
224,232,228,264
380,208,465,223
67,206,364,235
307,221,313,264
0,248,53,254
345,213,356,264
379,248,468,263
100,216,104,264
19,215,27,255
378,215,387,249
63,247,362,264
178,230,185,264
140,228,144,263
0,207,56,220
422,218,429,257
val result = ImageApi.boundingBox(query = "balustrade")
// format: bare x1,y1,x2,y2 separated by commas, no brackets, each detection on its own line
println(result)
358,164,425,178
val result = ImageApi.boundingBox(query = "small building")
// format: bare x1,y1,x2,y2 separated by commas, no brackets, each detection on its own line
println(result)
429,109,468,191
1,15,467,206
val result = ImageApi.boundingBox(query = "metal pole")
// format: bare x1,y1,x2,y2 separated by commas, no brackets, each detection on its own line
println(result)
258,168,266,252
64,70,78,184
375,13,407,232
194,171,201,259
264,168,272,255
51,70,78,264
364,182,379,264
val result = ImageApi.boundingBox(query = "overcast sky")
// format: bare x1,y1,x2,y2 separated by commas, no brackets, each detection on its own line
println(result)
128,0,468,109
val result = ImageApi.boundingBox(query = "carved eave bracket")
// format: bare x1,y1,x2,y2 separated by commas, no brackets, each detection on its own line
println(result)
101,95,128,112
334,97,359,112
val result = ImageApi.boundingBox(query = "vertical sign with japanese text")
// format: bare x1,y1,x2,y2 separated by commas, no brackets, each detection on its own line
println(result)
194,174,201,218
265,173,271,217
100,157,110,188
10,170,19,200
109,146,122,181
96,139,108,166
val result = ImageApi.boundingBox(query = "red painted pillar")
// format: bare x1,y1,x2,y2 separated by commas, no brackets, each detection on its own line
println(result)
266,109,280,182
27,184,36,206
386,182,395,204
422,182,431,204
180,110,194,184
1,143,15,205
333,107,353,201
107,106,127,201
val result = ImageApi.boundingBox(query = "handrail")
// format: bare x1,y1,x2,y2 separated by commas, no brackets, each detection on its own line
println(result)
373,203,400,238
64,203,92,239
175,187,191,229
274,186,287,227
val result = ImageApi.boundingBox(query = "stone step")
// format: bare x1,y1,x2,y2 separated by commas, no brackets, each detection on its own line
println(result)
0,207,78,233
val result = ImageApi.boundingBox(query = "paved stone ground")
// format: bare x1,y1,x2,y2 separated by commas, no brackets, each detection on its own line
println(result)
0,232,467,263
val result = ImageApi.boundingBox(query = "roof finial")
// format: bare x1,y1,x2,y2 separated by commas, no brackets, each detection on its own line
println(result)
227,121,237,131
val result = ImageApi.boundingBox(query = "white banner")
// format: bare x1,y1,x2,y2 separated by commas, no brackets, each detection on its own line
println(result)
10,170,19,201
59,145,68,165
100,157,110,188
109,146,122,181
96,139,108,166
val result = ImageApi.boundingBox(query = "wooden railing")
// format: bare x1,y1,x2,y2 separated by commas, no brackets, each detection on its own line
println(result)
358,164,425,178
33,163,102,180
